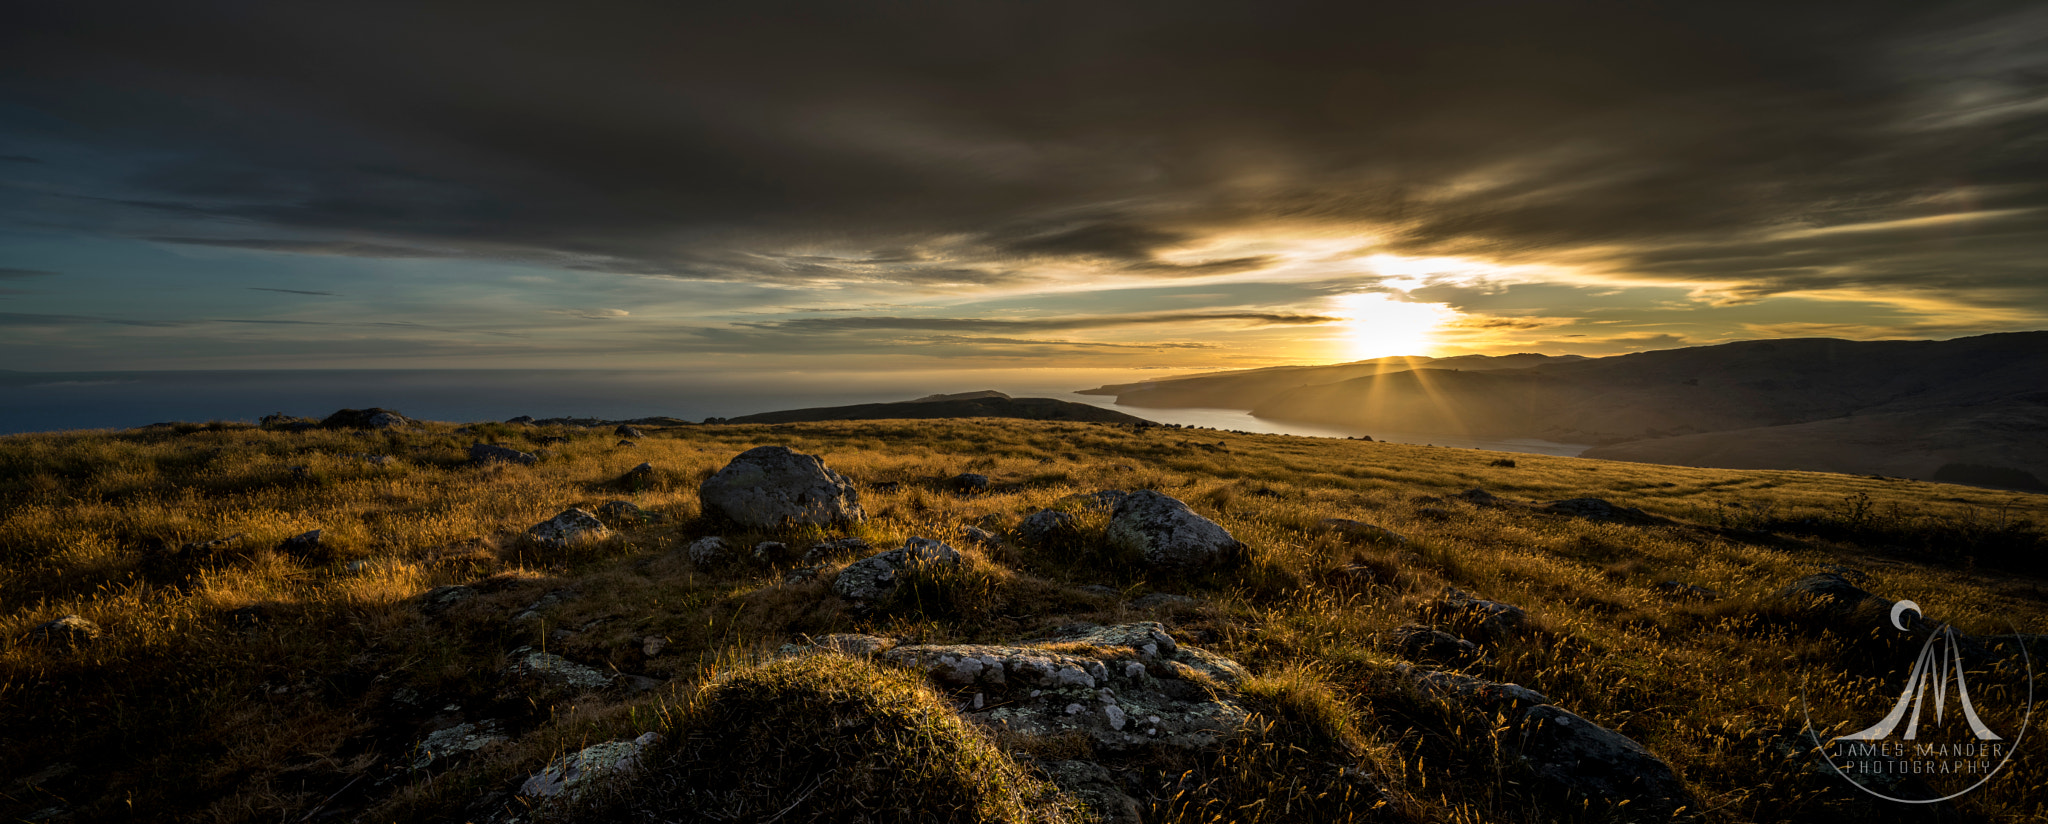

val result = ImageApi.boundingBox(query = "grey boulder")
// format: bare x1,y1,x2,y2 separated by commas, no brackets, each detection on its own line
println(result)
1105,491,1246,570
527,508,612,548
699,446,864,528
831,537,961,603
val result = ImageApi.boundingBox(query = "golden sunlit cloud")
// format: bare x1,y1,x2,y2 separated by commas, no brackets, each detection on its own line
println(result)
1330,292,1459,359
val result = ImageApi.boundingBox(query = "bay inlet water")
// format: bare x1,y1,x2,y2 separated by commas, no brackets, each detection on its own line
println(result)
0,369,1590,457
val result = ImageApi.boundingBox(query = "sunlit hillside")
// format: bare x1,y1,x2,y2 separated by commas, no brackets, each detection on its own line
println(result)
2,417,2043,823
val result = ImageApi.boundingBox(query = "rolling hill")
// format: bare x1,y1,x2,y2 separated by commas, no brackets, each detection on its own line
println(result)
725,391,1154,425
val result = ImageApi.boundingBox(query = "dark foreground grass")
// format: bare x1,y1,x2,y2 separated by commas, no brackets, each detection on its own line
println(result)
0,418,2043,822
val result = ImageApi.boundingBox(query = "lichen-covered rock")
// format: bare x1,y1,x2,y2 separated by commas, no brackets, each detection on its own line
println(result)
879,622,1249,752
502,648,616,700
1425,588,1529,642
520,732,662,799
419,585,478,615
831,537,961,602
699,446,864,528
470,443,538,466
1321,518,1408,545
1018,509,1079,546
686,536,731,566
412,721,508,770
27,615,100,645
1383,624,1479,663
1516,705,1695,815
1106,491,1246,570
527,508,612,548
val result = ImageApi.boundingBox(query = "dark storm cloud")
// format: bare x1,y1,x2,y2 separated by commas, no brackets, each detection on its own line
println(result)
745,312,1341,334
2,0,2044,304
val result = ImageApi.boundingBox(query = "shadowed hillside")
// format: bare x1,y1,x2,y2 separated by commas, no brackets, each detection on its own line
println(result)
1078,354,1584,409
725,391,1155,425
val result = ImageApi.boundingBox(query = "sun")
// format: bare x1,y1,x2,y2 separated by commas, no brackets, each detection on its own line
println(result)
1330,292,1456,360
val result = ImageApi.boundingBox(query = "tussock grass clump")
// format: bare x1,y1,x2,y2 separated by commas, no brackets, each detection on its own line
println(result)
594,654,1087,823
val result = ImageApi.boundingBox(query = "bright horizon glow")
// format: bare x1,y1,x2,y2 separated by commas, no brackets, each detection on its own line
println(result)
1331,292,1458,360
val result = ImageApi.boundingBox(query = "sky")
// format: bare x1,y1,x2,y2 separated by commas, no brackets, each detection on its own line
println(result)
2,0,2044,373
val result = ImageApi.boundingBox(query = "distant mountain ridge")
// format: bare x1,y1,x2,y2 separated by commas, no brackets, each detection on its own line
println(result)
727,391,1154,425
1079,332,2048,488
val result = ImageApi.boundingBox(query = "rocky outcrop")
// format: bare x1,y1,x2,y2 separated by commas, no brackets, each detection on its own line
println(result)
470,443,538,466
1105,491,1246,570
527,509,612,548
875,622,1250,752
831,538,961,603
699,446,864,528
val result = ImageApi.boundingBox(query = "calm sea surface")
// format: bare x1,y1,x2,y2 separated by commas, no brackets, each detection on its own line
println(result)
0,369,1589,457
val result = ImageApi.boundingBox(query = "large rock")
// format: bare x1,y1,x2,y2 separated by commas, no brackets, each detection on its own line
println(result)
831,538,962,603
699,446,865,528
1105,491,1246,570
470,443,538,466
1516,705,1695,815
527,508,612,548
875,622,1250,752
1401,664,1693,816
520,732,662,800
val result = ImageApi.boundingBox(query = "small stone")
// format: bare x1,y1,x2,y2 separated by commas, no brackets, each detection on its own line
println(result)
752,541,791,563
470,443,538,466
615,425,644,438
618,462,659,487
642,636,667,657
959,525,998,546
1104,704,1127,730
276,529,322,555
949,473,990,493
1018,509,1079,546
616,439,637,448
1066,703,1086,715
687,536,731,566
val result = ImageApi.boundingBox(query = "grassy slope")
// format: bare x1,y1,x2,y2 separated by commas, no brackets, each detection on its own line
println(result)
0,419,2043,822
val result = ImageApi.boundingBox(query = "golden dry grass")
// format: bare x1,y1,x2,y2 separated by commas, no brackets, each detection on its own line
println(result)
1,417,2043,822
